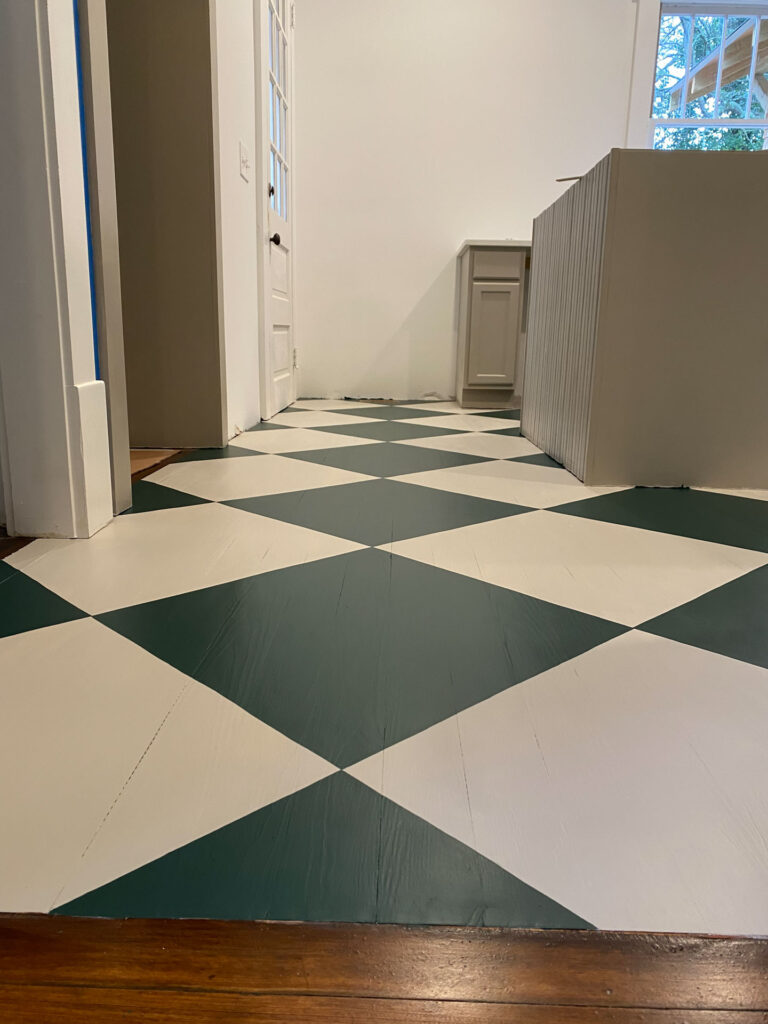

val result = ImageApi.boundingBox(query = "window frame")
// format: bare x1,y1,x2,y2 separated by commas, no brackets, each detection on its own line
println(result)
648,1,768,148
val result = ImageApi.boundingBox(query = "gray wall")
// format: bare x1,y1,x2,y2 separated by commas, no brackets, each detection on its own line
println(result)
106,0,226,448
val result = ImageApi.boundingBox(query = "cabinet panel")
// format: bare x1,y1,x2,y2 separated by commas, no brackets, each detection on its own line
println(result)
467,282,520,386
472,249,522,280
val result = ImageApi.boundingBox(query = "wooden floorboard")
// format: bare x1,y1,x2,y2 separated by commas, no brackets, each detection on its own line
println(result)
1,915,767,1022
1,988,767,1023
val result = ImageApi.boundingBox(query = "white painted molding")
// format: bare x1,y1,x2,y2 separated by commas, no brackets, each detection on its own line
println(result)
626,0,662,147
0,0,113,538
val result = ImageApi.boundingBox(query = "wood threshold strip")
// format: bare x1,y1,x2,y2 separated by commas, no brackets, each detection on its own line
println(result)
1,915,768,1019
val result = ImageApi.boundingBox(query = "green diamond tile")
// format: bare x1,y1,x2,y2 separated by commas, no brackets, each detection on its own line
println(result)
315,420,464,442
121,480,210,515
552,487,768,553
174,445,264,463
486,425,521,436
244,421,291,431
477,409,521,420
226,478,525,546
509,453,564,469
337,405,444,421
641,564,768,670
0,562,87,639
282,442,490,478
98,548,625,768
53,772,592,928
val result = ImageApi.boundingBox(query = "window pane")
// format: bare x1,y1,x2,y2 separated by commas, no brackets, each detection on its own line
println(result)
654,124,768,150
282,100,288,155
269,81,275,144
685,16,723,117
274,94,281,155
718,17,757,118
282,163,288,220
275,155,282,214
282,37,287,90
654,15,690,118
270,151,276,209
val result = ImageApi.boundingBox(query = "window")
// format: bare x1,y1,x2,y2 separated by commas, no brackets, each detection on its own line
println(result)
268,0,289,220
652,3,768,149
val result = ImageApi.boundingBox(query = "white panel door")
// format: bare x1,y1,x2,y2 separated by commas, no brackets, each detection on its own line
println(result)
258,0,295,418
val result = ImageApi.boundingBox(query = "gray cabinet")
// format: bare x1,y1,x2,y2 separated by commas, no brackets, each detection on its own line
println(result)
456,241,529,409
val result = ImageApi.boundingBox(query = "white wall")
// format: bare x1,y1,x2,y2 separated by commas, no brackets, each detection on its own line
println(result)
294,0,640,400
0,0,112,538
627,0,662,148
210,0,261,434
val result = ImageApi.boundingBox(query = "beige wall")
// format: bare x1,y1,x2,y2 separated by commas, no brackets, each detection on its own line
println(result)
293,0,639,400
106,0,226,448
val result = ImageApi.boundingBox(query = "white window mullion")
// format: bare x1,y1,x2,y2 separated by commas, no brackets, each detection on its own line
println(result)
664,3,768,16
713,16,728,114
744,17,761,116
679,15,696,117
660,116,768,126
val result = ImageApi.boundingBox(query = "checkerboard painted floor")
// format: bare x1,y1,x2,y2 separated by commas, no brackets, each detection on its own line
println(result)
3,399,768,934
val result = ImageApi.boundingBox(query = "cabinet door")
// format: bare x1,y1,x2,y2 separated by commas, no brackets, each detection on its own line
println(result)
467,281,520,386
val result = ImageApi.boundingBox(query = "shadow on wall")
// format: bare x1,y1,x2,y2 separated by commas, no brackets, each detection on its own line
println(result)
342,259,458,401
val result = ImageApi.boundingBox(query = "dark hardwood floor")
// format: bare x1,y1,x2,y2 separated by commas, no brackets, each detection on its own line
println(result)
1,916,767,1022
0,526,31,559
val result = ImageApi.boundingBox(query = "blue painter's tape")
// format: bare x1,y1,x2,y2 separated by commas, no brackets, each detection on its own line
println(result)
73,0,101,380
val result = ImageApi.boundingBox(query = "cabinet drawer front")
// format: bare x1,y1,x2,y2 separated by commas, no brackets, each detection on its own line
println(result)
472,249,523,280
467,281,520,386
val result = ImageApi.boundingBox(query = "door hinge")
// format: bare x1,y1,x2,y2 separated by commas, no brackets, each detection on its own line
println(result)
290,2,295,27
292,348,298,369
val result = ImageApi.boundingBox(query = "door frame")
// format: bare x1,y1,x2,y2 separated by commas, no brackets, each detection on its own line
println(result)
76,0,132,514
254,0,296,421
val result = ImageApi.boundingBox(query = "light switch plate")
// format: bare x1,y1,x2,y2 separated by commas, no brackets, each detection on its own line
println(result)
239,141,250,182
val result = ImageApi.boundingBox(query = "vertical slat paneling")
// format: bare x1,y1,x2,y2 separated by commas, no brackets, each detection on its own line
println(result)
521,155,611,480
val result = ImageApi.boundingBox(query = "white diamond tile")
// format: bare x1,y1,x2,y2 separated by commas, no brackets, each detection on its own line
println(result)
269,410,376,428
403,402,505,415
54,681,336,908
693,486,768,503
393,459,626,508
0,618,191,912
382,510,767,626
348,715,476,850
7,503,364,614
230,427,381,455
145,452,373,500
291,399,383,411
398,413,520,432
395,433,540,460
348,631,768,934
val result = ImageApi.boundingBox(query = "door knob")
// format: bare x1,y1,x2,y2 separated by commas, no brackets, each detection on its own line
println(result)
270,233,281,246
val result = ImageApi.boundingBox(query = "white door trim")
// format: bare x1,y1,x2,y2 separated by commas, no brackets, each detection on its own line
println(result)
0,0,112,538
